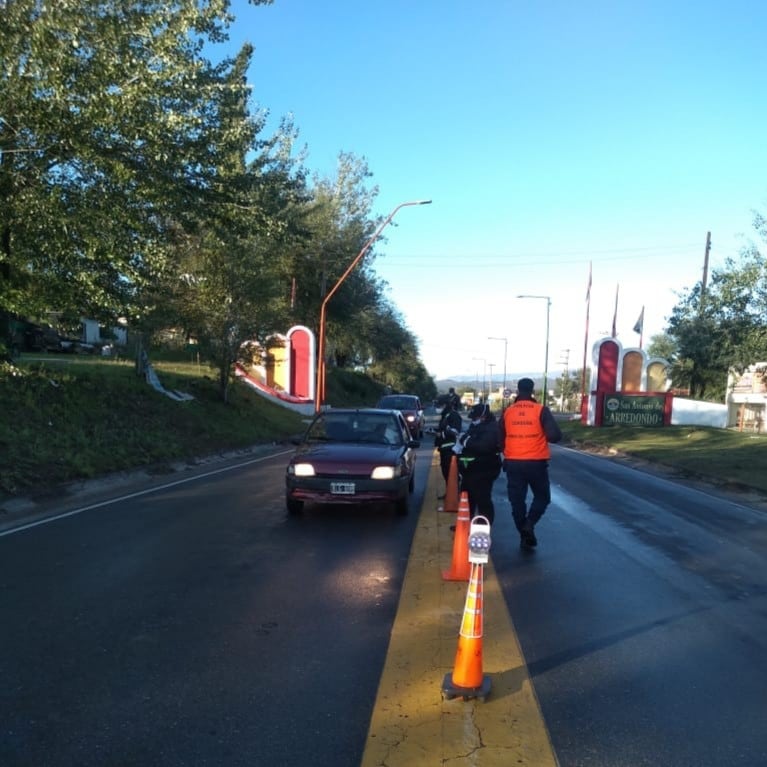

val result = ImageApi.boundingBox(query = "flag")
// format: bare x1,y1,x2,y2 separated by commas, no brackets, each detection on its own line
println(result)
611,283,619,338
633,307,644,335
633,305,645,349
585,261,592,303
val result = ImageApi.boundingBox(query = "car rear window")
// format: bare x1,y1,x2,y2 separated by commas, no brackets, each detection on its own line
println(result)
378,396,417,410
307,413,403,445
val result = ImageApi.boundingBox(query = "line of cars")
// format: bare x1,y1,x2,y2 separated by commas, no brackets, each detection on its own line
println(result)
374,394,426,439
284,394,426,516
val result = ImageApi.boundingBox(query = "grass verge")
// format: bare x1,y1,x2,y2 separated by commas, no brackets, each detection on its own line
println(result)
559,420,767,495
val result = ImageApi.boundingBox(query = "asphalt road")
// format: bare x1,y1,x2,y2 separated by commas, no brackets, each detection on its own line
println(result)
0,449,430,767
2,441,767,766
495,445,767,766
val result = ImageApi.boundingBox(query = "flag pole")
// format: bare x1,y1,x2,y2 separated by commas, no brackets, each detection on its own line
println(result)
580,262,592,421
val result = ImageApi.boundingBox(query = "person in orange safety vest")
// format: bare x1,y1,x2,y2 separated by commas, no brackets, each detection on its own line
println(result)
499,378,562,549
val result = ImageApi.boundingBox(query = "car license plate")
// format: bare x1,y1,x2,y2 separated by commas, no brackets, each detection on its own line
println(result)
331,482,355,495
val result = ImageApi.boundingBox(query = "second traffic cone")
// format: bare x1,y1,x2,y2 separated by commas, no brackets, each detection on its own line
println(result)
442,491,471,581
441,455,459,513
442,561,491,700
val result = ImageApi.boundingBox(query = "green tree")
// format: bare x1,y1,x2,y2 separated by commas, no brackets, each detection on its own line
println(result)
0,0,441,399
285,153,379,354
144,49,308,402
0,0,271,326
666,215,767,400
646,332,677,361
553,370,584,412
280,152,434,386
366,308,437,401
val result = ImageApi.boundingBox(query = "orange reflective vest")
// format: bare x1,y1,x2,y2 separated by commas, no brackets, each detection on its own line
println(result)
502,400,550,460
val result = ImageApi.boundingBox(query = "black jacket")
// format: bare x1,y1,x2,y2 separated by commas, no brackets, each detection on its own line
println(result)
435,410,462,449
458,414,502,475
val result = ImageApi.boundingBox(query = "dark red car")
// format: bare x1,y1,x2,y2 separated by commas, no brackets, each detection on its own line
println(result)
285,408,419,515
374,394,425,438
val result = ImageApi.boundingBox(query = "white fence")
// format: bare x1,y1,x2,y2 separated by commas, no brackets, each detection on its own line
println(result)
670,398,728,428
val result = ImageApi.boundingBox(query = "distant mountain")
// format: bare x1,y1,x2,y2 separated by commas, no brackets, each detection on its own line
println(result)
434,373,542,391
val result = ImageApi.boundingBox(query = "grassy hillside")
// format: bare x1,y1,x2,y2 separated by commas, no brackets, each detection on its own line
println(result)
0,355,386,497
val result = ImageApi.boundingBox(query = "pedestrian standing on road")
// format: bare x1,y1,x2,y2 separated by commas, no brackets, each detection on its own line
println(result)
499,377,562,549
453,402,502,524
447,387,461,411
439,392,458,420
434,400,463,495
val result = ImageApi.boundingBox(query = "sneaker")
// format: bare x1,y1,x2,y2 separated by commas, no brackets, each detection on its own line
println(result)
520,523,537,549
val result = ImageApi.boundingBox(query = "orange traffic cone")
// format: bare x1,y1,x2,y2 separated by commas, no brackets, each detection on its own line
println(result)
442,491,471,582
442,561,491,701
440,455,459,513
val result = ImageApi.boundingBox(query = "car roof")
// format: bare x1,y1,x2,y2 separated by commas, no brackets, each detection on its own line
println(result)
318,408,396,416
308,408,409,438
377,394,419,404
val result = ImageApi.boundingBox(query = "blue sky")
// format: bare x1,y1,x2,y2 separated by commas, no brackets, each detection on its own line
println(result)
222,0,767,383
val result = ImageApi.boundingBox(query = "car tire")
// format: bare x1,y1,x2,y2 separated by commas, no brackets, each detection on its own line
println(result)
286,497,304,515
408,472,415,493
396,493,409,516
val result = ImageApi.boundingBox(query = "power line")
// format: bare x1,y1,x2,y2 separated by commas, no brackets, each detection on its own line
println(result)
380,243,713,269
392,241,704,259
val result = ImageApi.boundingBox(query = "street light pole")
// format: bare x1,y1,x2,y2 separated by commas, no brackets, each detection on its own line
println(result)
517,294,552,407
488,363,495,402
488,335,508,400
314,199,432,412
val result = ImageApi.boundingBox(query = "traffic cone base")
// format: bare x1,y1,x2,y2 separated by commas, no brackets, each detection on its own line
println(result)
442,491,471,581
441,671,491,702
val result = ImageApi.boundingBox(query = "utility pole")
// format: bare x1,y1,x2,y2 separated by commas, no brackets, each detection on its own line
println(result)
558,348,570,412
700,231,711,313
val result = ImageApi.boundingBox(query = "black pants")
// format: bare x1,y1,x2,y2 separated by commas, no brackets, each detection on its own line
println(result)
503,459,551,532
459,468,499,524
439,447,455,482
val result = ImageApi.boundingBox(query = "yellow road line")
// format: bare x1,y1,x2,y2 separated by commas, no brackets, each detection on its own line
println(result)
360,454,559,766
